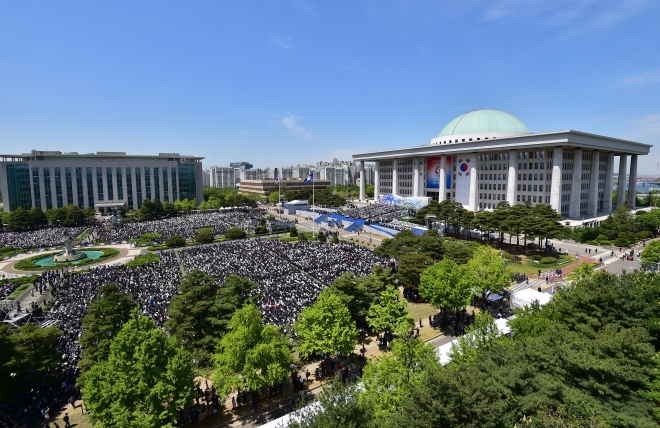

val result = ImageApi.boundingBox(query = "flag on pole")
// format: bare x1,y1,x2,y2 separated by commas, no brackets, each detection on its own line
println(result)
275,175,279,183
304,173,314,183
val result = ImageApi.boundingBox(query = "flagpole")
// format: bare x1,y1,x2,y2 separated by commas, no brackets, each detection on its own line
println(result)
312,173,315,236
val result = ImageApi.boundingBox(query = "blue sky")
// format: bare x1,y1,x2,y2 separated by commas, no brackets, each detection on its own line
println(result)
1,0,659,173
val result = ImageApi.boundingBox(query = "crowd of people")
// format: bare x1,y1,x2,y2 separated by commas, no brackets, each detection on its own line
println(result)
101,209,263,242
379,219,417,231
42,251,183,366
0,209,263,251
336,205,408,223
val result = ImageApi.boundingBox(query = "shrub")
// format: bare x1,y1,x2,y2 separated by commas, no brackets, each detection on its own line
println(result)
531,255,542,261
255,226,268,235
596,234,609,242
540,256,558,264
289,226,298,237
141,233,162,240
613,237,630,248
317,232,326,242
126,253,160,268
636,230,653,239
196,229,215,244
586,240,599,245
599,240,612,245
526,242,538,249
166,235,186,248
331,234,340,244
225,228,247,240
501,252,513,260
298,232,308,242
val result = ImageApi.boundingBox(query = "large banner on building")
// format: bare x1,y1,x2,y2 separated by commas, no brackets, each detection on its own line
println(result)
378,194,430,210
426,156,452,190
455,156,471,207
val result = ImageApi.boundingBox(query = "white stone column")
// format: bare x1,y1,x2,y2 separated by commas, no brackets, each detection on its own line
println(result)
413,157,420,197
418,158,426,197
506,150,516,205
392,159,398,196
628,154,638,209
91,168,99,206
569,149,582,218
38,168,47,211
131,168,139,210
438,156,446,202
112,168,118,202
167,167,174,202
550,147,563,213
82,168,89,209
588,151,600,215
50,169,58,208
617,155,627,208
101,168,109,201
151,167,157,201
141,167,147,201
603,153,614,213
359,161,366,201
71,168,79,208
121,167,128,205
469,157,478,211
373,162,380,202
60,169,68,207
159,168,165,202
29,170,36,209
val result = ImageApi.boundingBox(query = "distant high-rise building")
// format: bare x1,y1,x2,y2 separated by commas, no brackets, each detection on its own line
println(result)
208,166,238,188
230,161,253,170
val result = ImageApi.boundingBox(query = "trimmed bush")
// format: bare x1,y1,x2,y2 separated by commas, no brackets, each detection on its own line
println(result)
196,229,215,244
501,252,514,260
586,240,599,245
636,230,653,239
317,232,326,243
141,233,162,240
289,226,298,237
531,255,542,261
126,253,160,268
166,235,186,248
255,226,268,235
540,256,558,264
599,240,612,245
225,228,247,240
596,234,608,242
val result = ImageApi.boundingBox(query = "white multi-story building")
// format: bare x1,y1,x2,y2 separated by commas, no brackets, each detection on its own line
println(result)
0,150,204,213
208,166,238,188
352,109,652,217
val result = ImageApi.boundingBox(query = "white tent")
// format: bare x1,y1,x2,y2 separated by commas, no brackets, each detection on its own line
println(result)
510,288,552,309
434,317,514,366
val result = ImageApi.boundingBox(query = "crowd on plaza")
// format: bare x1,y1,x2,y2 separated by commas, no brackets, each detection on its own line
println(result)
0,225,89,250
41,251,183,367
380,219,417,231
178,239,385,325
101,209,263,242
337,205,408,223
0,209,263,251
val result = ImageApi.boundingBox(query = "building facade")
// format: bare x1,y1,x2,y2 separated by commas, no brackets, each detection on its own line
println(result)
0,151,204,212
238,179,331,196
353,109,652,217
208,166,238,188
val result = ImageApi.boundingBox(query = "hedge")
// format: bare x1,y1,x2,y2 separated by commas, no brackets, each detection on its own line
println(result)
13,248,120,271
125,253,160,268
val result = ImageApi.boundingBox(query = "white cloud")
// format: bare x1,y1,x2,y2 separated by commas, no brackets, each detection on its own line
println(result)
481,0,649,34
282,115,312,138
269,34,292,49
342,65,366,75
618,69,660,88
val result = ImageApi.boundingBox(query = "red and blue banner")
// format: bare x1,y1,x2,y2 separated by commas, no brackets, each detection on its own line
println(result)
426,156,452,190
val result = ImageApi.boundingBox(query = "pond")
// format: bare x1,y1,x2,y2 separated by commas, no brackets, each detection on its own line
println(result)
33,250,106,267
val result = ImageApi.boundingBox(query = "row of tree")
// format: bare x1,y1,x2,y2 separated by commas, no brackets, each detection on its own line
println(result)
1,204,95,230
289,268,660,427
201,187,261,210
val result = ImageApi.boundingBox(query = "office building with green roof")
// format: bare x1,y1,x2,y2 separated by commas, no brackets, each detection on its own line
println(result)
353,109,652,219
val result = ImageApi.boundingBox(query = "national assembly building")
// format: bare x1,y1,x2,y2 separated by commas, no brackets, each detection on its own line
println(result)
353,109,652,218
0,151,204,213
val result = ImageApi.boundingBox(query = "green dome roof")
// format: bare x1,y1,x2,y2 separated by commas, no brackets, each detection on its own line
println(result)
437,109,530,137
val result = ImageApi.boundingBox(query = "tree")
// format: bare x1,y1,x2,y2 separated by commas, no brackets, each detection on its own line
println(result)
641,240,660,269
166,235,186,247
163,201,178,216
419,259,472,313
269,191,280,204
138,198,155,220
196,228,215,244
567,262,595,283
327,268,392,327
289,226,298,237
212,304,292,395
317,231,327,242
396,253,434,291
151,198,165,217
216,275,259,331
166,270,251,366
29,207,48,227
366,285,414,336
366,184,375,198
83,312,195,428
442,241,473,264
7,206,32,229
225,227,247,240
78,283,135,381
0,323,62,403
63,204,85,225
466,246,511,307
296,289,358,357
448,313,503,368
287,375,373,428
359,338,438,422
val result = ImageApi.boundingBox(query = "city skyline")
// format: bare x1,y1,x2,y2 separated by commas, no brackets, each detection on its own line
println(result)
1,1,659,173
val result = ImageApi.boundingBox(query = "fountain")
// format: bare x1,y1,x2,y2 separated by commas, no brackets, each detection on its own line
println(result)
52,236,87,262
